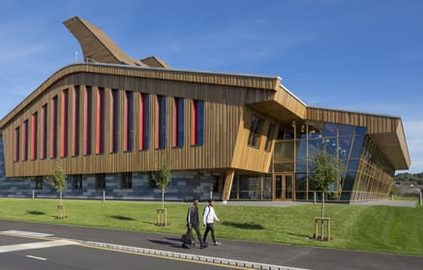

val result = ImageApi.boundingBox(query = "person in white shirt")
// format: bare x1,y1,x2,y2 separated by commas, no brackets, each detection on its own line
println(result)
202,199,221,246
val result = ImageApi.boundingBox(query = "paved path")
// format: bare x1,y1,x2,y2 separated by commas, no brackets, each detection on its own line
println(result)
350,199,416,207
0,220,421,270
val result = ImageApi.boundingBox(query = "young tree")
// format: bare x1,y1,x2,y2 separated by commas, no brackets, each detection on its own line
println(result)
50,166,67,207
154,165,171,209
311,150,341,219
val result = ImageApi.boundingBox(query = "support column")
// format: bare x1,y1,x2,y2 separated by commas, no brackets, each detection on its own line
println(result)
222,170,235,203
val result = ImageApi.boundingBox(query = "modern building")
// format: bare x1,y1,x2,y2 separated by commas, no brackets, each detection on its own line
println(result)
0,17,411,202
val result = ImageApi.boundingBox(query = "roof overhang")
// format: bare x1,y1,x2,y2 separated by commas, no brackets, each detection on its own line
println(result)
307,107,411,170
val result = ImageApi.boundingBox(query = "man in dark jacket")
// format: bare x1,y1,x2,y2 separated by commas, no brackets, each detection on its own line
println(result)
186,198,206,248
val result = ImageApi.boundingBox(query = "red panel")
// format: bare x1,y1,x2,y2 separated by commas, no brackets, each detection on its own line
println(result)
138,94,144,150
83,89,88,155
95,88,102,154
191,100,197,145
123,91,128,151
22,120,28,161
30,113,38,160
109,91,114,153
60,90,68,158
50,98,56,158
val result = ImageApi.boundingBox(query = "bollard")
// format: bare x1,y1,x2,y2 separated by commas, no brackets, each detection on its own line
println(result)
103,190,106,202
32,190,35,200
419,190,422,206
313,192,316,205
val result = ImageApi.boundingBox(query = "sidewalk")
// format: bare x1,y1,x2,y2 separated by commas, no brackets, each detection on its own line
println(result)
0,220,421,270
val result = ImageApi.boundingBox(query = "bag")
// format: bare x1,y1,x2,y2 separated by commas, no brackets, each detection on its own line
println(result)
181,233,192,248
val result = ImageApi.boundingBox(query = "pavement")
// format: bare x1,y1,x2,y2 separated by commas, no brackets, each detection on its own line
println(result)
350,199,417,207
0,220,422,270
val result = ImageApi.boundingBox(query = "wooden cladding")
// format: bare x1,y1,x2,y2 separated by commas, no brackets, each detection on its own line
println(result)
5,82,243,177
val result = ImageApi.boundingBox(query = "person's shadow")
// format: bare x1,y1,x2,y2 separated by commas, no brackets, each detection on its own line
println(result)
148,238,184,249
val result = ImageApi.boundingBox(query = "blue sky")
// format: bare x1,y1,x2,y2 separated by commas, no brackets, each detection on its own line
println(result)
0,0,422,172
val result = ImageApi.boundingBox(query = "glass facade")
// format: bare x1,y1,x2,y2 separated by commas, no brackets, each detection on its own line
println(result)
231,121,394,202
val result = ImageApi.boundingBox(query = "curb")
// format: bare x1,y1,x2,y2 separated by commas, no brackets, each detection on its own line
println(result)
74,239,309,270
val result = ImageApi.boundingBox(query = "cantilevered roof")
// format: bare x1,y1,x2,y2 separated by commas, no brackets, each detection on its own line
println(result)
307,107,411,170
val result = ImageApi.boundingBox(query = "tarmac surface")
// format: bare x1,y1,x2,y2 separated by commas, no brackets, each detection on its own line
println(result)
0,220,422,270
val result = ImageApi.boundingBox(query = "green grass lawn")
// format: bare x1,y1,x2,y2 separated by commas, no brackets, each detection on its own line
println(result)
0,198,422,256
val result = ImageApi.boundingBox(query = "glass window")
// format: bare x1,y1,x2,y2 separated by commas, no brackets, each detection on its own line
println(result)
247,115,264,148
265,124,276,152
138,93,150,150
61,89,69,158
191,100,204,145
155,95,166,149
124,91,134,152
120,173,133,189
34,177,43,190
95,174,106,190
72,175,83,190
111,89,120,153
173,97,184,148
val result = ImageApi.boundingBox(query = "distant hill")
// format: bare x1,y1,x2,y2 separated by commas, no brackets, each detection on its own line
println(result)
395,172,423,185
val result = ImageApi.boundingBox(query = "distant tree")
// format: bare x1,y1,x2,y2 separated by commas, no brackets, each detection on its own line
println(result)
154,165,171,209
49,166,67,207
311,150,341,219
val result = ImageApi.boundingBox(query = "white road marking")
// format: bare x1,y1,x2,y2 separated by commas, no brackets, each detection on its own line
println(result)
0,230,53,238
0,240,75,253
25,255,47,261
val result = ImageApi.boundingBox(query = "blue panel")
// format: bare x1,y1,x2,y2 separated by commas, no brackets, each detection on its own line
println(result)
144,94,150,150
177,98,184,147
160,96,166,148
197,100,204,145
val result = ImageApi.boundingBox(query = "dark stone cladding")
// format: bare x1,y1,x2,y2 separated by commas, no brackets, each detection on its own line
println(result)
0,134,221,201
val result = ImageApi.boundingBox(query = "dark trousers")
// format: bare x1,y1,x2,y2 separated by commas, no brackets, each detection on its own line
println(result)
203,223,216,243
187,224,203,245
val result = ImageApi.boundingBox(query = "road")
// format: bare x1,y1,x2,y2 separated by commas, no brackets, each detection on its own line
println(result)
0,234,233,270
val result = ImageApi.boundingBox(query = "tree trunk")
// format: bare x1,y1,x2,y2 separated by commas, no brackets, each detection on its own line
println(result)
161,189,165,209
59,191,63,206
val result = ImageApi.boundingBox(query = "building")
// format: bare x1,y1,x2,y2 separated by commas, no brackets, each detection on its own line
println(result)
0,16,411,202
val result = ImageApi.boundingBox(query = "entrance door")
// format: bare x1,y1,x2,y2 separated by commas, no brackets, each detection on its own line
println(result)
274,174,294,200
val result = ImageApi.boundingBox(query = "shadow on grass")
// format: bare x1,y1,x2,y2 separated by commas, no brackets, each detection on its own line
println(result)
285,232,311,238
26,210,46,216
107,215,136,221
222,221,265,230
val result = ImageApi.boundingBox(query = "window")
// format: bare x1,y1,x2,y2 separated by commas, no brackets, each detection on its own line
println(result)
50,95,58,158
30,112,38,160
22,120,29,161
110,89,120,153
41,104,48,159
73,86,80,156
191,100,204,145
72,175,83,190
247,115,264,148
96,87,105,154
83,86,92,155
173,97,184,148
265,124,276,152
61,89,69,158
95,174,106,190
34,177,43,190
155,95,166,149
14,126,20,162
138,93,150,150
120,173,133,189
124,91,134,152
